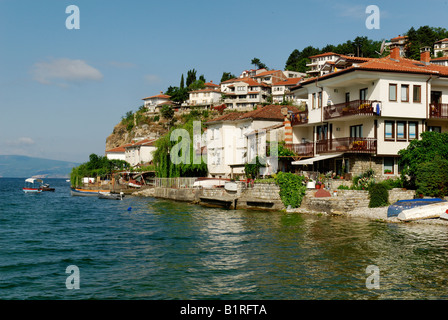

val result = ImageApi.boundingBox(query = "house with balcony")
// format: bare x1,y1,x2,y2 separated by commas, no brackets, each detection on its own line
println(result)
124,138,158,167
306,52,344,77
288,46,448,180
220,77,271,111
272,77,303,104
385,35,408,58
188,81,222,108
434,38,448,57
205,105,299,178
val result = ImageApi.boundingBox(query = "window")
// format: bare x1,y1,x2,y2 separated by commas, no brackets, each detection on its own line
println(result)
385,121,395,141
413,85,421,103
389,84,397,101
408,122,418,140
350,125,363,138
360,88,368,101
312,93,316,109
396,121,406,140
401,85,409,102
237,86,245,91
345,92,350,103
318,92,322,108
384,157,395,174
428,126,442,133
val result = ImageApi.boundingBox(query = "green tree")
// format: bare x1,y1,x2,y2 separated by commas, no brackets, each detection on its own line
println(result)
160,104,174,120
180,74,185,89
415,156,448,197
274,172,307,209
251,57,268,70
398,131,448,189
221,72,236,82
186,69,197,87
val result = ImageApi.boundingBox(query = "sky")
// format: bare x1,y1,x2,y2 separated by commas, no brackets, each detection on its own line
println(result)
0,0,447,163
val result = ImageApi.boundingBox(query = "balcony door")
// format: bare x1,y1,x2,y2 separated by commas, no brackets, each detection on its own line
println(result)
431,91,442,105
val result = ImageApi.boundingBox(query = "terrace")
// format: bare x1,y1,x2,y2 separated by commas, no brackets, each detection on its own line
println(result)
323,100,380,120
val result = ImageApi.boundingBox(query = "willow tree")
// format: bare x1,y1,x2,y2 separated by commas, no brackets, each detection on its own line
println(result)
152,120,208,178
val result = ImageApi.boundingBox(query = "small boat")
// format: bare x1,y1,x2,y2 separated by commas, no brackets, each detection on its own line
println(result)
98,191,124,200
440,210,448,221
23,178,43,193
41,183,55,192
224,181,238,192
387,198,446,218
398,202,448,222
70,187,106,197
193,178,228,189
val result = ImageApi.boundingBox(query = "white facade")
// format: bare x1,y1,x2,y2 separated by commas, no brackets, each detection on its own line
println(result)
434,38,448,57
124,139,157,167
142,93,172,113
105,146,127,161
220,78,270,110
290,49,448,178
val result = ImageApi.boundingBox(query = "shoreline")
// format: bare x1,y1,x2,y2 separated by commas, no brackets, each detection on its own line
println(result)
134,188,448,226
289,206,448,226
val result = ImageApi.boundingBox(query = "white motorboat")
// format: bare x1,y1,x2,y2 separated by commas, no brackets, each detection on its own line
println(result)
398,202,448,222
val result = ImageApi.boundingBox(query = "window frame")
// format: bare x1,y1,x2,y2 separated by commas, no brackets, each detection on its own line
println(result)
384,120,395,141
396,121,407,141
401,84,409,102
413,85,421,103
408,121,418,140
389,84,397,101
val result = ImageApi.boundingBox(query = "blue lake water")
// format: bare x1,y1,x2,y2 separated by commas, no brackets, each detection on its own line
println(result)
1,178,448,300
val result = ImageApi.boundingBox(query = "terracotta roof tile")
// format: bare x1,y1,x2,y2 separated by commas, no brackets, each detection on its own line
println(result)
206,104,299,124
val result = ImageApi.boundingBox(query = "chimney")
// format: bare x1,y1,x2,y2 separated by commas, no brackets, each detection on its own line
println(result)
420,47,431,64
390,46,400,60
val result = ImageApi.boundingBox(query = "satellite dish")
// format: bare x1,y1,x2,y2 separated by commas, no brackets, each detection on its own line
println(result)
380,40,386,54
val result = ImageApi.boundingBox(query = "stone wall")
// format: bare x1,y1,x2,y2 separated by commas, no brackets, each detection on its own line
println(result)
301,188,415,214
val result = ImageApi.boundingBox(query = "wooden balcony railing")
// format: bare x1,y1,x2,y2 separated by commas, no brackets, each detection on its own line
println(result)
285,143,314,157
290,111,309,126
316,137,377,154
324,100,379,120
430,103,448,119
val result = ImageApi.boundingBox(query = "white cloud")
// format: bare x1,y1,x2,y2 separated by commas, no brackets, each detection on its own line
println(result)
31,58,103,86
7,137,35,146
144,74,162,84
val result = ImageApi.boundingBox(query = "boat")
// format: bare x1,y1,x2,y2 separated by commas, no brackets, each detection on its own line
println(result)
23,178,43,193
193,178,228,189
398,202,448,222
440,210,448,221
224,181,238,192
70,187,106,197
98,191,124,200
387,198,446,218
41,183,55,192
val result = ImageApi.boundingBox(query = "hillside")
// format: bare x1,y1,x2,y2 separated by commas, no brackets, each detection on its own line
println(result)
0,155,79,178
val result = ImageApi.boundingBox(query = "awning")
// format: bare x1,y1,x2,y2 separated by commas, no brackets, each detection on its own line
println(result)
292,153,343,165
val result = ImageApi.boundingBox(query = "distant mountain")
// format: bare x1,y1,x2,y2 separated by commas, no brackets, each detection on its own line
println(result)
0,155,79,178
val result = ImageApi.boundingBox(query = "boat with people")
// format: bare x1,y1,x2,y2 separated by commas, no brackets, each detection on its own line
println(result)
23,178,43,193
98,191,125,200
387,198,447,218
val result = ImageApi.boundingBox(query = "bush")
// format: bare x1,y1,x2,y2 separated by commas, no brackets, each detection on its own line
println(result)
368,183,389,208
274,172,306,209
415,156,448,198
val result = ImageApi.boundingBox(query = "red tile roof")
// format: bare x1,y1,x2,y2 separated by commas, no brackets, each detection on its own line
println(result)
309,52,340,59
206,104,299,124
126,138,158,148
272,77,302,86
142,94,171,100
204,81,219,87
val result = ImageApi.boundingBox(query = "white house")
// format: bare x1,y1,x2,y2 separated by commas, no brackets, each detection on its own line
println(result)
431,56,448,67
124,138,157,167
142,92,172,113
289,46,448,180
205,104,299,178
220,77,271,111
272,77,303,104
188,81,222,108
105,145,128,161
385,35,408,58
434,38,448,57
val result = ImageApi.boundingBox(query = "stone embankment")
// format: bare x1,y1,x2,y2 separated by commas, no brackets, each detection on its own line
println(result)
133,184,448,225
